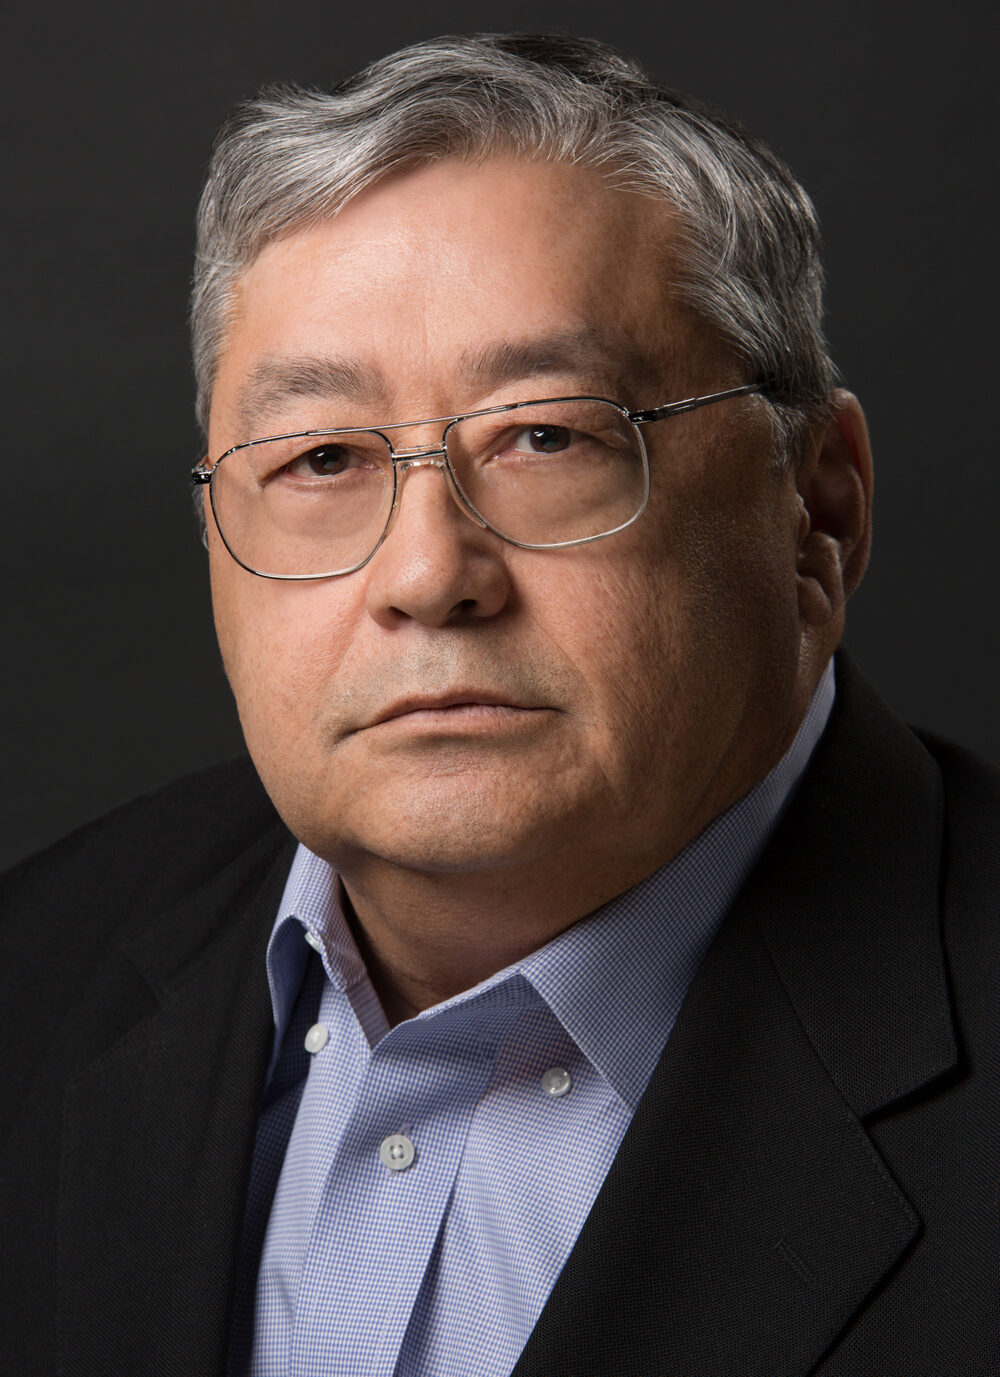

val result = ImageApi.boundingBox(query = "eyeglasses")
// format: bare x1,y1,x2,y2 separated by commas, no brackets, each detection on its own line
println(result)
191,383,763,580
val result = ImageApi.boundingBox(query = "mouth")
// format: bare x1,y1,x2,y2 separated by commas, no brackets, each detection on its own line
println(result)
368,692,542,728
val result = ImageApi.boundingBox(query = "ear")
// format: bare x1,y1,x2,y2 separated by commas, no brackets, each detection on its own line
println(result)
795,389,873,628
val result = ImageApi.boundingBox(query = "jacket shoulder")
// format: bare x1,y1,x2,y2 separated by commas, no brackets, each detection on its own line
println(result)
917,728,1000,813
916,729,1000,902
0,758,286,1040
915,729,1000,971
1,755,281,912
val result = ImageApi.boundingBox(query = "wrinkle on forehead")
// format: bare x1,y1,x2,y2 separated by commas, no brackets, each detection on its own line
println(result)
212,158,713,444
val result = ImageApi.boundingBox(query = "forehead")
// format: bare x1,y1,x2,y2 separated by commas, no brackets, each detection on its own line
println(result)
210,158,715,440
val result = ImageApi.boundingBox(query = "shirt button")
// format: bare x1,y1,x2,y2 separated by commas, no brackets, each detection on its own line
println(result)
304,1023,329,1054
541,1066,572,1098
379,1133,416,1172
303,928,323,953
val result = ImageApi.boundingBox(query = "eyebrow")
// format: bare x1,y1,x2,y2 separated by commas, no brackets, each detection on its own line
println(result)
235,355,389,436
234,328,660,437
458,329,658,399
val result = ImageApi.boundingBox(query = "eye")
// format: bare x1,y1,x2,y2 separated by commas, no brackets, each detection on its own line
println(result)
284,443,360,478
513,424,574,454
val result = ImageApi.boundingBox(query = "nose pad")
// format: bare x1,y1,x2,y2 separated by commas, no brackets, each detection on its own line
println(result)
387,452,488,532
395,451,447,470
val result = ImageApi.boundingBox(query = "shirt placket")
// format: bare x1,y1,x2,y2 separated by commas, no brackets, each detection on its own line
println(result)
286,991,524,1377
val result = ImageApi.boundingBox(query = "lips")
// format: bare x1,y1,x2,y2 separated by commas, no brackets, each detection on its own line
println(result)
368,692,534,727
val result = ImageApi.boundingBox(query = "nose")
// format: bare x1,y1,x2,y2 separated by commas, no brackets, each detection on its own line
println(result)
363,450,513,628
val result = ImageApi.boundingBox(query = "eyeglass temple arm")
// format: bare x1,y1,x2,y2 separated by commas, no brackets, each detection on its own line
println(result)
629,383,764,427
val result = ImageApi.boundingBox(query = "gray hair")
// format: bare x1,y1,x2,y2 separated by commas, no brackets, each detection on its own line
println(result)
192,33,836,458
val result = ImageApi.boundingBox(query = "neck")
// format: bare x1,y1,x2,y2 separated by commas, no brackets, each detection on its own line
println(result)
338,849,647,1026
334,764,753,1026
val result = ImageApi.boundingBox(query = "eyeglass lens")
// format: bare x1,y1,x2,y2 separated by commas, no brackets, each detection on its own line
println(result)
209,399,649,578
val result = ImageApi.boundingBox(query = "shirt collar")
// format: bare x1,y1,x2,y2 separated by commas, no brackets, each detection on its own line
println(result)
521,659,835,1106
266,660,835,1106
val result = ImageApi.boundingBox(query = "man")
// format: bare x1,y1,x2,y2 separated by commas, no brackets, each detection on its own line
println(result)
1,32,996,1377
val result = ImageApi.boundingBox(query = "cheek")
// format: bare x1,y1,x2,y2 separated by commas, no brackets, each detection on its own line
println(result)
531,480,799,752
210,556,361,751
671,494,805,730
519,551,687,762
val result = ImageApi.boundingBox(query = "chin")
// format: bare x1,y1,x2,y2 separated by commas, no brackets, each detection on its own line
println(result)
292,769,588,878
308,819,559,879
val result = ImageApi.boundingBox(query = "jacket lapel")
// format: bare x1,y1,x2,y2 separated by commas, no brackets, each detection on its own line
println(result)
514,659,957,1377
57,825,294,1377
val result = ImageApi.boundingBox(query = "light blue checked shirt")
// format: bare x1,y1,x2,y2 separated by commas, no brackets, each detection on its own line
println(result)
228,663,835,1376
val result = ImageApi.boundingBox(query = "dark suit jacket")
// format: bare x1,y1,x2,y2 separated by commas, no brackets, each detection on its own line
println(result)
2,657,998,1375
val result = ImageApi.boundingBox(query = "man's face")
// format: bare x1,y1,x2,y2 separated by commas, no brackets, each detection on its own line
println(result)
207,158,811,900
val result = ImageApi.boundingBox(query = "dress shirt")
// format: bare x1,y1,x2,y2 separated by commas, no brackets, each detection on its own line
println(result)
228,662,835,1377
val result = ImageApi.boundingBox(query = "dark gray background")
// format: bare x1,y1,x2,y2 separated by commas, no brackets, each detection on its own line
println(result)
3,0,996,870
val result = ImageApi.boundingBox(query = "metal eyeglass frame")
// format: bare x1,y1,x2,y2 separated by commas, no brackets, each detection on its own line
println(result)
191,382,764,580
